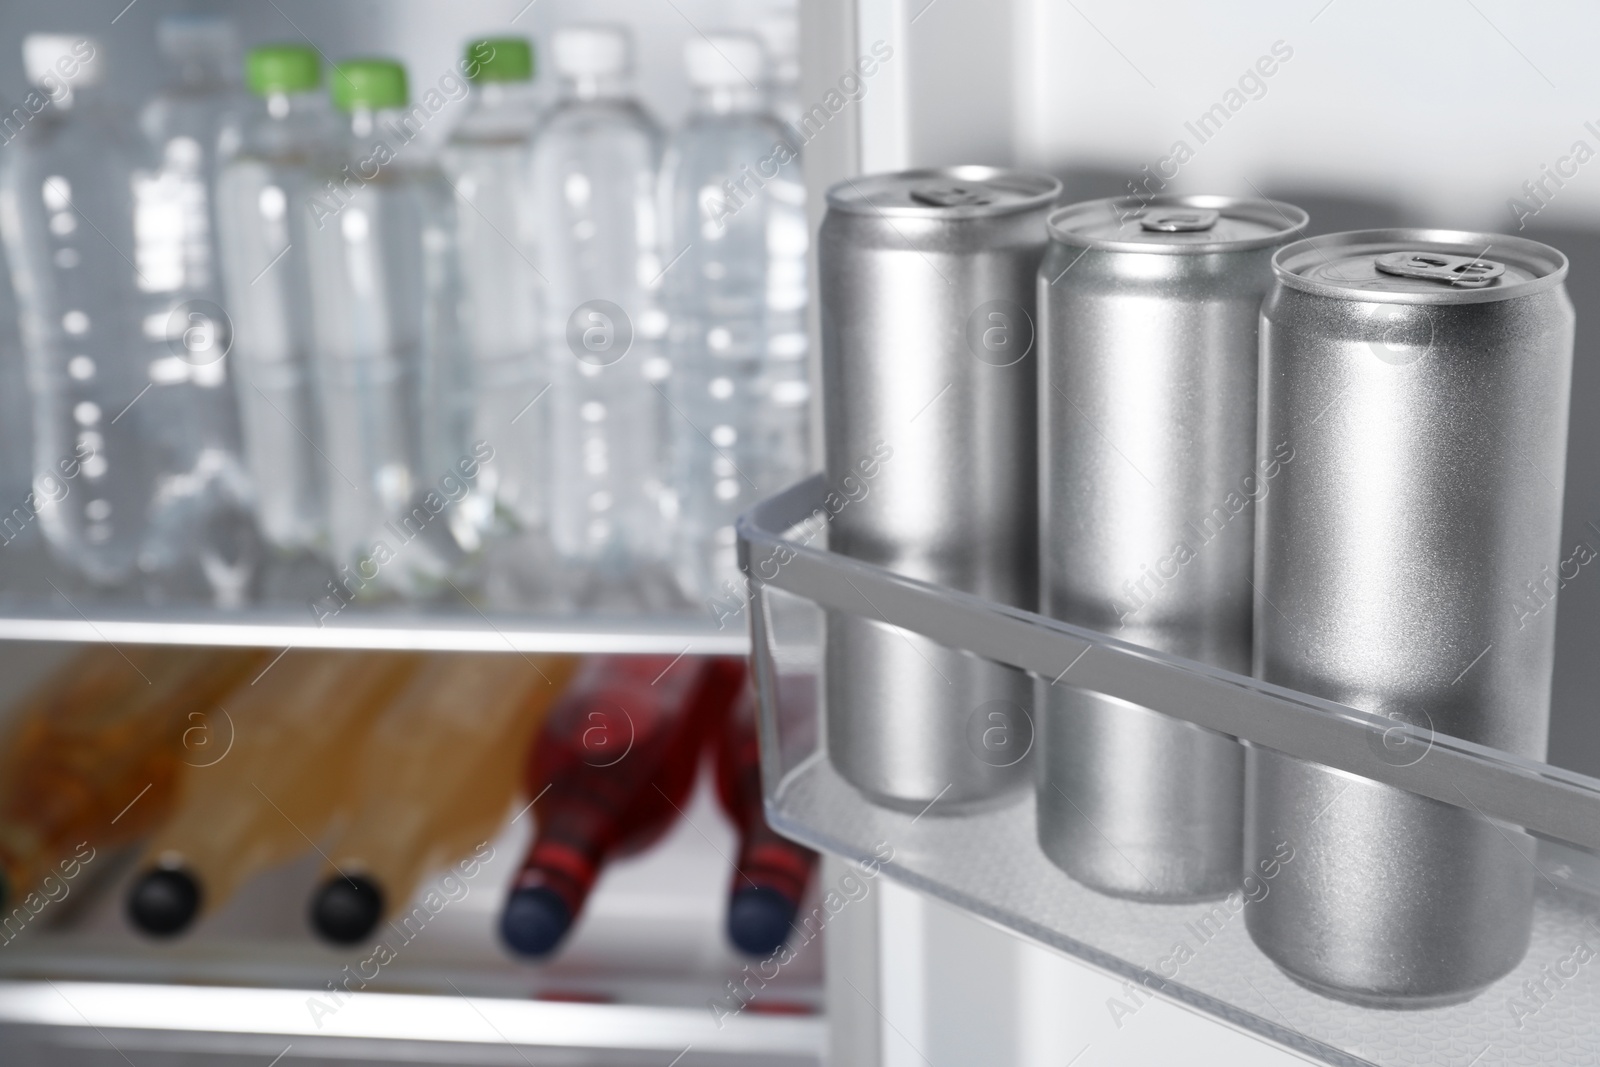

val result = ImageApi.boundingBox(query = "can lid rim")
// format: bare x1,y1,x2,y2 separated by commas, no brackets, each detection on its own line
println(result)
1273,229,1569,304
1045,194,1308,253
825,166,1061,218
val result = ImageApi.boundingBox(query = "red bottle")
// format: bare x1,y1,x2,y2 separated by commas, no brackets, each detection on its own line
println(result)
500,654,745,958
717,681,818,956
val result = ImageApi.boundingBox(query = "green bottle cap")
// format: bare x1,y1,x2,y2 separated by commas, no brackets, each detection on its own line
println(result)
465,37,534,83
246,44,320,97
331,58,408,112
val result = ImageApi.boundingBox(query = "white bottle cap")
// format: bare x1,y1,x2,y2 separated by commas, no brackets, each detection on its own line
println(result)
685,34,765,89
23,34,105,90
551,25,632,79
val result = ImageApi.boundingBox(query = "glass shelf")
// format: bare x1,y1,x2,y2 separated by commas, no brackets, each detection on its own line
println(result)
0,606,747,655
0,542,746,654
740,475,1600,1067
0,981,823,1065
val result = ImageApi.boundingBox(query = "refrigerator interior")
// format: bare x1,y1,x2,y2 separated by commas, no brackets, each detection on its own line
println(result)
0,0,801,650
0,1,823,1065
3,0,1600,1064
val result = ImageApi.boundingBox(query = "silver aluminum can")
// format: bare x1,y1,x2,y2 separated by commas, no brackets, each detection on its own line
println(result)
1247,230,1573,1006
820,167,1059,813
1037,195,1308,901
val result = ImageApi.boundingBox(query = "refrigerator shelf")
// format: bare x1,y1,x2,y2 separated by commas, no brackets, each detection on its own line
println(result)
0,606,747,655
739,475,1600,1067
0,981,824,1066
0,774,822,1065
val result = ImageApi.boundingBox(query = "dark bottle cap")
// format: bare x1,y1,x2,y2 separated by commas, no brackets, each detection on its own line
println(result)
727,885,798,957
311,874,385,944
501,886,573,958
127,866,202,936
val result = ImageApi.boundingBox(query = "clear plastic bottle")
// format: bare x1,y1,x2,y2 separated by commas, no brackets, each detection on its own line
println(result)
440,37,562,609
0,34,155,589
135,14,257,605
753,14,803,129
303,59,470,600
659,34,809,602
0,261,32,548
531,26,676,610
215,45,338,597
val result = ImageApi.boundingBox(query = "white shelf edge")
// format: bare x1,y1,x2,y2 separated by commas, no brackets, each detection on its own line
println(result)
0,614,750,655
0,980,823,1055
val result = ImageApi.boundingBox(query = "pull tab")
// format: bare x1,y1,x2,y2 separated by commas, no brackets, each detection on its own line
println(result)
1140,208,1219,233
1374,251,1505,289
909,184,993,208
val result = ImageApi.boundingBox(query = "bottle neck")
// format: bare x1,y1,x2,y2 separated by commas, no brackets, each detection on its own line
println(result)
346,106,384,140
692,83,763,116
342,106,396,159
466,80,539,122
170,53,231,90
559,71,628,103
455,81,539,140
476,81,535,108
343,105,419,162
262,89,321,122
240,90,333,160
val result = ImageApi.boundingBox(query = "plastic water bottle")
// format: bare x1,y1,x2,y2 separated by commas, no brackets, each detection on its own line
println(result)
0,253,54,599
215,44,338,596
754,16,803,128
0,264,32,549
303,59,469,604
0,34,156,590
531,26,675,610
135,14,257,604
440,37,562,609
660,33,809,603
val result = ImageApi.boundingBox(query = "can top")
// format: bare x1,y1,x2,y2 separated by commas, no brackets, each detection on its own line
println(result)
1045,194,1307,254
1273,229,1569,305
825,166,1061,220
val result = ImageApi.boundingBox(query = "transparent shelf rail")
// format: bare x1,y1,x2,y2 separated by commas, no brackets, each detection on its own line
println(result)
739,475,1600,1067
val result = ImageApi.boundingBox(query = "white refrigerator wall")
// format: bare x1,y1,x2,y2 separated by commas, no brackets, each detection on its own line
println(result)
865,880,1308,1067
866,0,1600,232
1010,0,1598,231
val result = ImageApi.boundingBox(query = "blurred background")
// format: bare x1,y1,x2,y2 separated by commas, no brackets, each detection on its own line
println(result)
0,0,796,130
0,1,1596,1065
